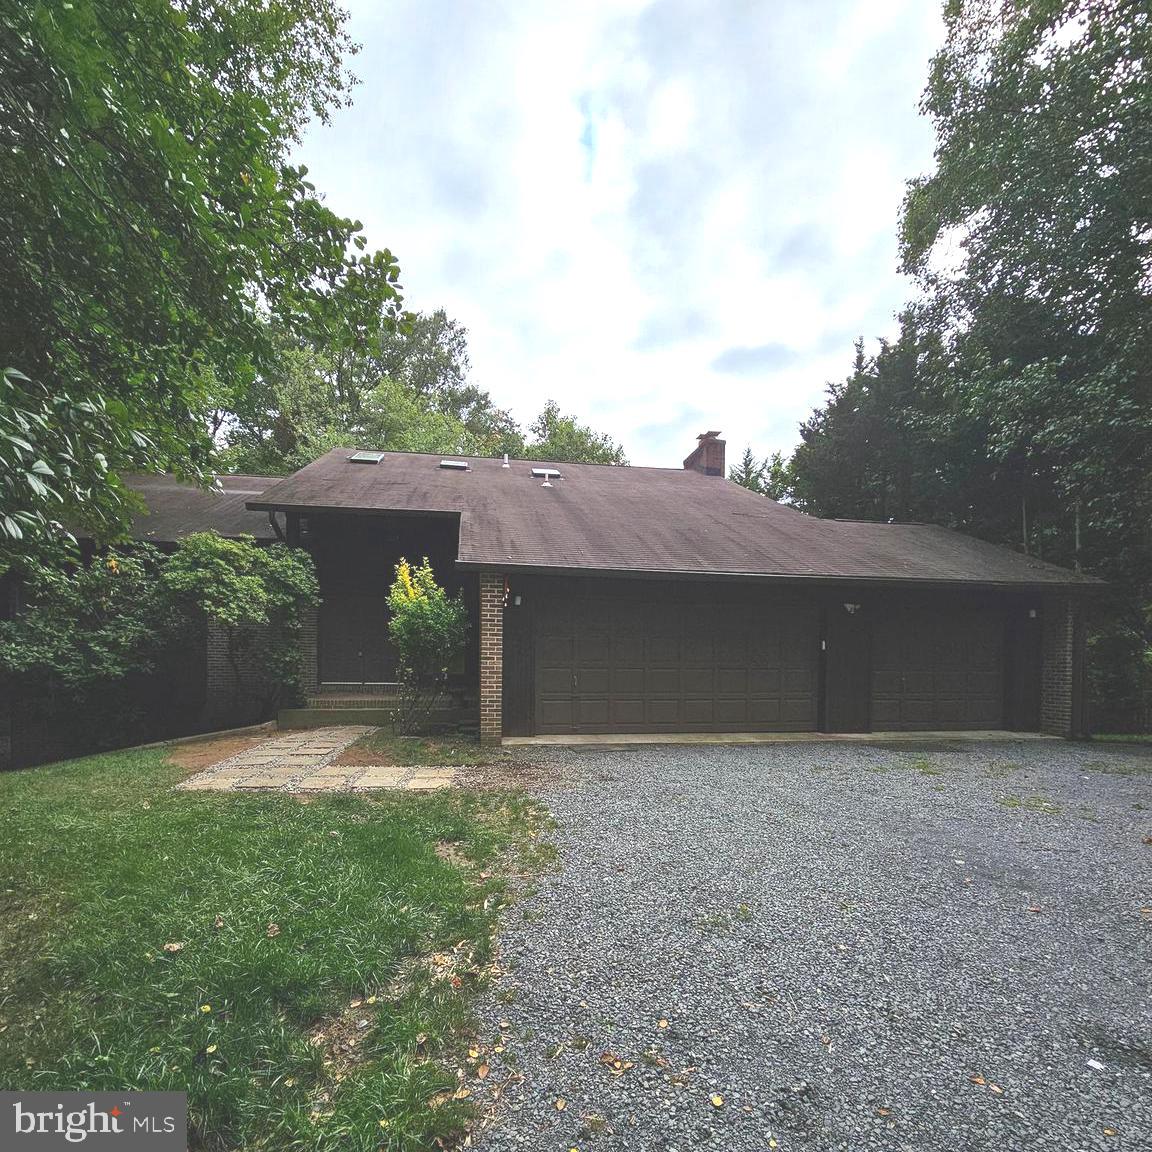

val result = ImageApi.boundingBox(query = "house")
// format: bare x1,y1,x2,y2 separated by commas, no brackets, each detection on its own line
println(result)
175,430,1094,743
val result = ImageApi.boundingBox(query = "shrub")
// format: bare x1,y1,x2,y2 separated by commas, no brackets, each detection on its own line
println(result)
163,533,319,716
386,558,468,734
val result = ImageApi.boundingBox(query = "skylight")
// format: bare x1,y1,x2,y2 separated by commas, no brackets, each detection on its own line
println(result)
348,451,385,464
531,467,562,479
439,459,469,470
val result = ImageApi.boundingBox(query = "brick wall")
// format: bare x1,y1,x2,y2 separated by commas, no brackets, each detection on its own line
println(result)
479,572,504,744
205,620,275,727
1040,595,1084,738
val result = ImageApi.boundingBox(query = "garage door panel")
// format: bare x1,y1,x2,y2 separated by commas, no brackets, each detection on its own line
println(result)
683,698,714,724
782,697,818,725
611,699,645,727
538,668,572,695
682,667,714,695
538,636,573,665
716,698,748,724
647,698,681,725
578,634,611,664
615,637,645,665
748,669,782,694
748,698,782,724
537,699,573,728
576,698,609,725
612,667,645,694
578,668,611,694
533,596,819,734
871,606,1005,731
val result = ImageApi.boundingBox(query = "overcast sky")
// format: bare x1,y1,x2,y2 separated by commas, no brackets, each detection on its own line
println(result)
296,0,944,467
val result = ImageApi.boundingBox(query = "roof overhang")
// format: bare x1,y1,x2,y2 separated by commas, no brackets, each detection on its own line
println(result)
454,559,1104,593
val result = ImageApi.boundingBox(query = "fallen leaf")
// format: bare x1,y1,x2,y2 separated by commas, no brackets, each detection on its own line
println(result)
349,999,363,1009
452,1087,471,1100
1140,908,1152,915
969,1075,986,1085
494,1044,505,1053
1026,906,1042,913
467,1047,479,1061
658,1019,669,1029
769,1140,778,1149
877,1107,891,1116
710,1094,724,1108
476,1064,490,1080
213,915,224,930
555,1097,567,1111
205,1044,217,1054
199,1004,212,1014
1103,1128,1118,1137
162,942,184,953
266,923,280,938
989,1084,1004,1095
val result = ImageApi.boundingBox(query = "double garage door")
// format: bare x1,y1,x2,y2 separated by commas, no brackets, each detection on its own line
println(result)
521,589,1010,735
533,598,820,734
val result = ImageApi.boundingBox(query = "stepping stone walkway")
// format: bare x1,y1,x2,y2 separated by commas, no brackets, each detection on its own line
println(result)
176,726,459,793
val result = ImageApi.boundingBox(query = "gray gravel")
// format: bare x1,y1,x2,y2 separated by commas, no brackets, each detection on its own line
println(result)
471,739,1152,1152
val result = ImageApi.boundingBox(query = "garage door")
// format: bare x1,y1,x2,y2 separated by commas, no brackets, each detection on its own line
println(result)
534,598,819,734
871,606,1004,730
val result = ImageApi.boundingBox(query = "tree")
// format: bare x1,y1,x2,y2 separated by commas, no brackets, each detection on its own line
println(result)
730,446,793,501
220,311,525,473
525,401,628,466
787,0,1152,725
0,0,403,562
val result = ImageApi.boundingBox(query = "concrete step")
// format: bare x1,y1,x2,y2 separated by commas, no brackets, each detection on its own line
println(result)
280,704,478,731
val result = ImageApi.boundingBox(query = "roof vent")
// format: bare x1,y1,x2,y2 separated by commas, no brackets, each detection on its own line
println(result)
439,459,469,470
348,451,385,464
531,467,561,480
501,453,510,468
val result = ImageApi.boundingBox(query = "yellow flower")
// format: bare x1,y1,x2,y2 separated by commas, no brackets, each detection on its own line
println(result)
200,1004,212,1014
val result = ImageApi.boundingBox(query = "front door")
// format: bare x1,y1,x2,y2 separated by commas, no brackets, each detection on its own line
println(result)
318,589,395,685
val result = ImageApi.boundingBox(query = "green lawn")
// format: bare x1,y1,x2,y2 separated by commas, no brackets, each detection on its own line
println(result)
1092,733,1152,746
0,747,546,1150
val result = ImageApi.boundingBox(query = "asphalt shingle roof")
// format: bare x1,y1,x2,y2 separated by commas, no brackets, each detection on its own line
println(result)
122,474,279,543
246,450,1097,588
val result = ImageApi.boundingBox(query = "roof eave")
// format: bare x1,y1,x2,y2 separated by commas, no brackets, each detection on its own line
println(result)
453,558,1104,592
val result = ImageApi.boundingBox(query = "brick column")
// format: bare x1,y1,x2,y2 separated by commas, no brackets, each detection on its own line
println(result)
479,572,504,744
1040,595,1081,738
298,601,319,700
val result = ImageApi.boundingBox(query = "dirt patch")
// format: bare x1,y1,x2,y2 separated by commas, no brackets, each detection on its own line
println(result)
455,758,570,791
167,731,280,773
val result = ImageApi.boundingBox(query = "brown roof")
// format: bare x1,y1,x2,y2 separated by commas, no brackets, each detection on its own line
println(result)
122,474,279,543
247,450,1098,589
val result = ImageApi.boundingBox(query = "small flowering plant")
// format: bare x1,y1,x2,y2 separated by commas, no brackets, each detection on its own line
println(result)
386,558,468,733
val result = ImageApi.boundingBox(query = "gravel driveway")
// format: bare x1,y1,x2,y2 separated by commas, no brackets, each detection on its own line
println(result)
471,740,1152,1152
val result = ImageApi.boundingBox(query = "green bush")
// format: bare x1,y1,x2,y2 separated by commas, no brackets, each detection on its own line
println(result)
386,558,468,734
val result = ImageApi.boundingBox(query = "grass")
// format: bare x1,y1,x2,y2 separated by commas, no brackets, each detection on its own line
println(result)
336,730,497,767
0,746,546,1150
1092,733,1152,746
995,793,1063,815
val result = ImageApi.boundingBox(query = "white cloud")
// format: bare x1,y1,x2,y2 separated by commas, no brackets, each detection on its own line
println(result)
295,0,943,466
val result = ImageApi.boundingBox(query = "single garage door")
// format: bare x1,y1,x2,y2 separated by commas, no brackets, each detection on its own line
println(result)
871,605,1005,730
534,597,819,734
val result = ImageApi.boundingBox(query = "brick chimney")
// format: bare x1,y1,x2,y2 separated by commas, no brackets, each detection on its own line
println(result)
683,430,725,476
